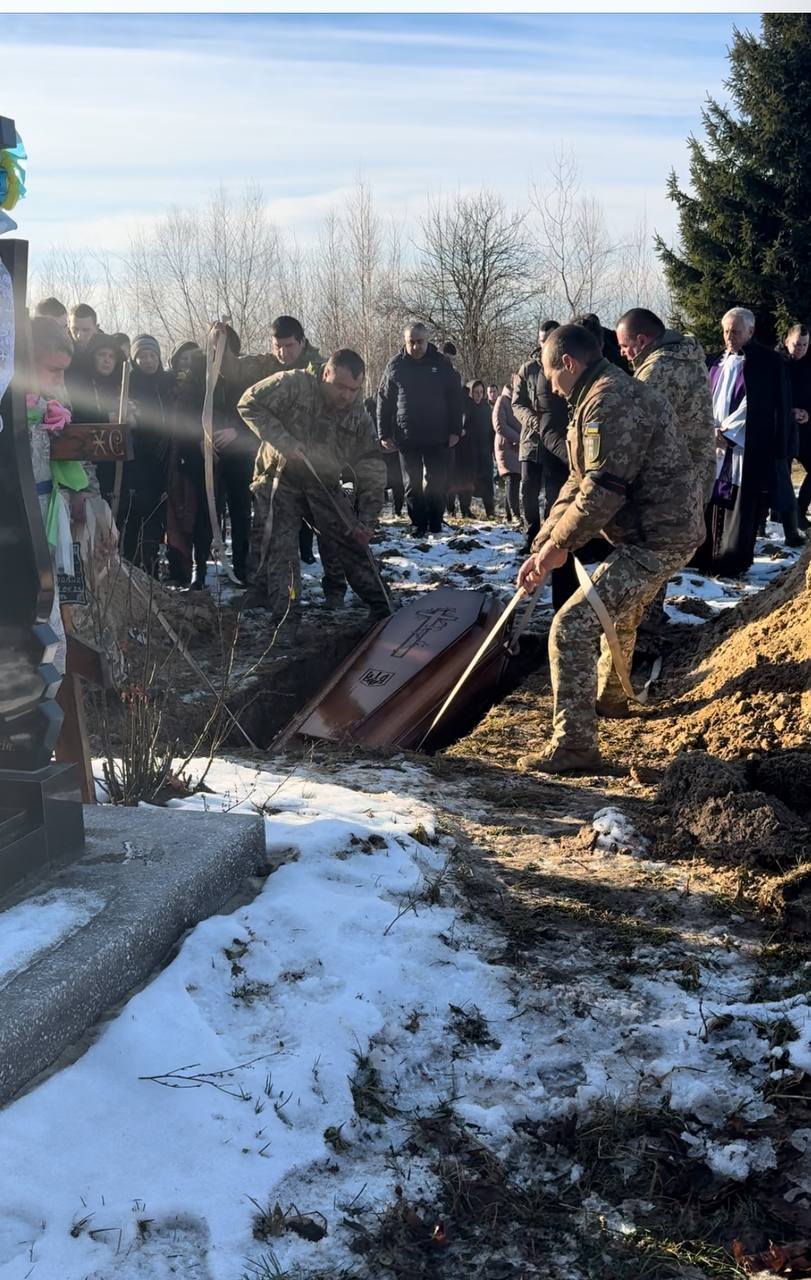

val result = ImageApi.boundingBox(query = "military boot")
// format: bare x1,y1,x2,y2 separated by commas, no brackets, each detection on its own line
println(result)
596,693,633,719
518,744,603,775
239,588,271,611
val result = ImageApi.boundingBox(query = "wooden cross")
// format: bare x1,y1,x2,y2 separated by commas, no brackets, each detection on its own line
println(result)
49,361,133,501
55,619,112,804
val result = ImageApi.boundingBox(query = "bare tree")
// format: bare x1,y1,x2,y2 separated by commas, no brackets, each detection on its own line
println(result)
612,214,672,322
27,248,96,313
309,208,351,356
126,184,279,351
407,190,534,380
345,178,381,387
530,149,618,320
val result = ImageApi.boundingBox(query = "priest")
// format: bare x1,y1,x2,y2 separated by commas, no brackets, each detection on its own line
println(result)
694,307,791,577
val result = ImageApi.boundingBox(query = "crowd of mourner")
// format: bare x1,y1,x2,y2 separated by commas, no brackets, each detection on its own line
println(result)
27,291,810,772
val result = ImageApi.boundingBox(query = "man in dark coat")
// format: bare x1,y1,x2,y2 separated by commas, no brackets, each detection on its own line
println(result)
695,307,792,576
377,322,462,535
780,323,811,531
512,320,563,554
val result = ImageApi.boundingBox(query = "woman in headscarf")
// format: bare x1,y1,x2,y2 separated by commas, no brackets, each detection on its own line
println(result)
493,378,521,522
165,340,208,587
461,380,495,519
67,332,126,505
122,334,171,575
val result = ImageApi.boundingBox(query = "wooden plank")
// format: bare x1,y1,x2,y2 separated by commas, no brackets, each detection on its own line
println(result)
65,631,111,690
54,673,95,804
49,423,133,463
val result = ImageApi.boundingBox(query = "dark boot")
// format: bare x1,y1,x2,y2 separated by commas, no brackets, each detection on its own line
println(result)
781,507,807,548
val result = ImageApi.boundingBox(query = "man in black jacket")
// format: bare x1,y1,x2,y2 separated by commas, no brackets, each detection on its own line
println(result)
512,319,565,555
780,323,811,531
377,323,462,535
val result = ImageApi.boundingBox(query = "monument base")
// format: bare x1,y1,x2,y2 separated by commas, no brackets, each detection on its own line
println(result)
0,763,85,894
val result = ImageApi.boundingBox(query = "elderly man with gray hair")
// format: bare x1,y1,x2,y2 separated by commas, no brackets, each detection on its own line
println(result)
377,322,463,536
693,306,793,576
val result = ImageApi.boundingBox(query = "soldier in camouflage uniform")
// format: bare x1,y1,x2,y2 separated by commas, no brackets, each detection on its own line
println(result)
617,309,716,503
237,350,388,637
216,315,325,397
516,324,705,774
615,309,716,648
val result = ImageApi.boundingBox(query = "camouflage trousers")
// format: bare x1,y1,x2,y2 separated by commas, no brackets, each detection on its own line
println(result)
249,478,388,621
547,543,691,750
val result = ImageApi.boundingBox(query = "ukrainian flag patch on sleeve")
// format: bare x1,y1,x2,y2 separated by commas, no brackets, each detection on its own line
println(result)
584,424,601,466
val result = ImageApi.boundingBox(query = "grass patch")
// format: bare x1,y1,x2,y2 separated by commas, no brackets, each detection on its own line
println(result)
447,1003,500,1051
349,1051,398,1125
748,938,811,1001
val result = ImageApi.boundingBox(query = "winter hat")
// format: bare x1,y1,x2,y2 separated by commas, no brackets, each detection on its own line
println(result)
169,340,200,371
86,331,123,365
131,334,162,366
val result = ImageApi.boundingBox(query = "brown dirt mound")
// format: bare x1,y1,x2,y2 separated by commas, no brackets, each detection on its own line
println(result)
650,751,810,870
452,550,810,777
602,548,811,766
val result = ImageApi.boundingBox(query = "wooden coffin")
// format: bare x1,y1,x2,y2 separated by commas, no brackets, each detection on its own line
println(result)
277,587,510,751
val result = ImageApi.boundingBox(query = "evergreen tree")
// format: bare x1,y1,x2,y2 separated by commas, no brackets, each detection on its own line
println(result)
657,15,811,349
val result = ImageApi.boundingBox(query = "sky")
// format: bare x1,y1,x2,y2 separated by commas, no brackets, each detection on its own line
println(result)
2,12,758,266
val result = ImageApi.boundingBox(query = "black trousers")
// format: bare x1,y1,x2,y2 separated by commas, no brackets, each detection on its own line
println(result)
400,446,450,533
120,492,166,577
385,451,405,515
476,466,495,518
216,449,254,581
798,438,811,522
503,473,520,521
520,459,543,546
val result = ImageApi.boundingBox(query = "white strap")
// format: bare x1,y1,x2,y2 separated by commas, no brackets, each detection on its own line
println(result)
417,586,529,748
573,555,645,704
202,330,241,584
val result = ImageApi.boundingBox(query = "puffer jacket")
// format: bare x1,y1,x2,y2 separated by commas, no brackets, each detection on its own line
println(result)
376,343,463,449
512,347,569,474
492,390,520,475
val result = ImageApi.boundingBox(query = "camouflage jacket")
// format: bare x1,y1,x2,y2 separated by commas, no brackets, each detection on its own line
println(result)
534,359,705,558
632,330,716,503
238,369,385,526
220,339,325,399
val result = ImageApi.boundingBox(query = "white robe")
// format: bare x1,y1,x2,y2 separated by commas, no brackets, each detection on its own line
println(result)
712,351,747,486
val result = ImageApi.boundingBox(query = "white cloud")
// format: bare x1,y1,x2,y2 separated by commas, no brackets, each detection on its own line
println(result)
4,16,736,262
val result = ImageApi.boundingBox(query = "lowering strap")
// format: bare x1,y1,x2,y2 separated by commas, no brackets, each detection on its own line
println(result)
202,329,242,585
110,361,130,525
417,585,530,748
572,555,660,705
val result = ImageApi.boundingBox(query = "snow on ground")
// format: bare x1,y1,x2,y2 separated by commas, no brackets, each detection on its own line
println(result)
663,518,806,623
0,889,104,990
0,757,809,1278
198,498,806,637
